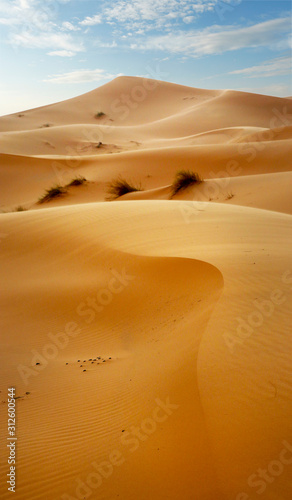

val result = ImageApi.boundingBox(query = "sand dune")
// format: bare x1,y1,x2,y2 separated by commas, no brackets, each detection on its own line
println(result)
0,125,270,157
1,136,292,211
0,201,291,500
121,171,292,215
0,77,291,499
0,77,220,132
0,76,291,214
233,125,292,143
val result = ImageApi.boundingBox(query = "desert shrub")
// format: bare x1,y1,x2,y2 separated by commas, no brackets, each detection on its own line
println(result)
15,206,27,212
38,185,67,203
106,177,143,200
95,111,105,118
171,170,203,197
67,176,87,187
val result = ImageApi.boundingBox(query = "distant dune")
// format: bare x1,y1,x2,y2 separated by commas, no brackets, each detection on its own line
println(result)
0,77,291,500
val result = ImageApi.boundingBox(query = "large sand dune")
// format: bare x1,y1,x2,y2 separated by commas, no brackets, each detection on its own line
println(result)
0,77,291,499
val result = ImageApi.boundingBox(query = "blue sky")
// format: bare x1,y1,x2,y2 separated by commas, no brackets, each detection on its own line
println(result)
0,0,291,116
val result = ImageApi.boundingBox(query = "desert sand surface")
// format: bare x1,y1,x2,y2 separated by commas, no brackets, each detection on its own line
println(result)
0,77,291,500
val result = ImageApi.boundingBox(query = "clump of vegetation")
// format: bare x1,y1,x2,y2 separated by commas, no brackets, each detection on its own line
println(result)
66,176,87,187
18,114,24,118
15,206,27,212
38,176,88,203
38,185,67,204
106,177,143,200
171,170,203,197
95,111,105,119
42,123,52,128
96,142,103,148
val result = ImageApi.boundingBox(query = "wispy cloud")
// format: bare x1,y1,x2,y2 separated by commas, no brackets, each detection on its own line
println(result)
1,0,83,55
129,17,291,56
48,50,75,57
0,0,65,28
10,31,84,53
98,41,118,48
44,68,123,84
62,21,81,32
101,0,227,32
73,0,241,35
229,56,292,78
79,14,102,26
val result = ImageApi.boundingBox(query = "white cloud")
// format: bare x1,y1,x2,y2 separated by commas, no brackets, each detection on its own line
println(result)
10,31,83,53
102,0,227,32
62,21,80,32
79,14,102,26
98,41,118,48
183,16,194,24
48,50,75,57
129,17,291,56
0,17,18,25
0,0,288,69
229,56,292,78
0,0,83,54
0,0,56,29
44,68,123,84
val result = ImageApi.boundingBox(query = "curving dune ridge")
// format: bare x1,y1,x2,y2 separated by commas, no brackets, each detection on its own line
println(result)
0,77,291,500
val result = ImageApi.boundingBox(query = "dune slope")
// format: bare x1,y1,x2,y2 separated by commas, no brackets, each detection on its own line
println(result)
0,77,291,214
0,77,291,500
0,202,291,500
